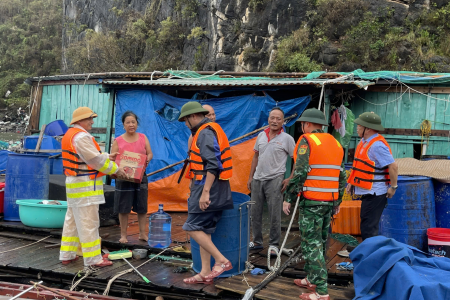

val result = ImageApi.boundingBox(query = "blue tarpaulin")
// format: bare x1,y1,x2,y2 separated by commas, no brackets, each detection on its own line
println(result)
350,236,450,300
115,89,310,183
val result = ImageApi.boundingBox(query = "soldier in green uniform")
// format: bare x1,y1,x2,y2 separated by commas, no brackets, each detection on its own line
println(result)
283,108,347,300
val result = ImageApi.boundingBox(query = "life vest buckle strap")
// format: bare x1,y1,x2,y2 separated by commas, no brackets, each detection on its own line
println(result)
221,157,232,163
189,149,201,156
62,149,80,159
220,147,230,155
352,167,389,176
354,176,390,183
354,158,388,171
62,158,87,165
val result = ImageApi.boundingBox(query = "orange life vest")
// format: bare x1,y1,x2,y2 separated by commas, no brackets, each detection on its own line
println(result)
62,127,106,179
296,133,344,201
347,135,391,190
185,122,233,181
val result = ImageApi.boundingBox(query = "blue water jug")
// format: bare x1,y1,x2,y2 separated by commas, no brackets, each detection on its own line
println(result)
148,204,172,248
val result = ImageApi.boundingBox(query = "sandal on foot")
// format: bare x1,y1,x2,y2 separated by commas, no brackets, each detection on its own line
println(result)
183,274,213,284
249,242,263,250
205,260,232,280
299,292,330,300
93,258,113,268
294,278,317,292
62,256,79,265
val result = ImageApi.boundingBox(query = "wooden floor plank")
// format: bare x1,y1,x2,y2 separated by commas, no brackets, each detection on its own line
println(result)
5,244,47,268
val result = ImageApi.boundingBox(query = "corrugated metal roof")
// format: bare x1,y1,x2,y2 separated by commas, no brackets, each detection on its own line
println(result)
102,79,373,88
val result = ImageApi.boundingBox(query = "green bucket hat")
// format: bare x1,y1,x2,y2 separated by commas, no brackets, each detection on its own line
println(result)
297,108,328,126
178,102,209,122
354,112,384,131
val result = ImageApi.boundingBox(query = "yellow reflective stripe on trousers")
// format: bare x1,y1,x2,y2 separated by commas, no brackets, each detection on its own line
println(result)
60,245,78,252
309,134,322,146
61,236,80,243
66,180,103,189
67,189,104,199
81,239,100,248
98,159,111,172
82,248,101,258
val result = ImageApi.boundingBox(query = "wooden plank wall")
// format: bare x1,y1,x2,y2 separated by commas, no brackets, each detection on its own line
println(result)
38,84,113,143
349,89,450,158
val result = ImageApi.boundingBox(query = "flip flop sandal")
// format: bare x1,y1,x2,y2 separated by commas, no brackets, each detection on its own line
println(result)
249,242,263,250
294,278,317,292
93,258,113,268
183,274,213,284
62,256,79,265
299,292,330,300
204,260,232,280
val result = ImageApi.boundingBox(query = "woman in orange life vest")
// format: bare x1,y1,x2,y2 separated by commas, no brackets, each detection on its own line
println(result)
111,111,153,244
178,101,234,284
60,107,127,268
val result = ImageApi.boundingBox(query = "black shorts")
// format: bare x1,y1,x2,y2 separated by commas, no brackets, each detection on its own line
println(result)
114,175,148,214
182,210,223,234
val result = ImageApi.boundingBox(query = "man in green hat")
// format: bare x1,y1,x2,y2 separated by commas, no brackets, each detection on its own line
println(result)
178,101,234,284
284,108,346,300
347,112,398,241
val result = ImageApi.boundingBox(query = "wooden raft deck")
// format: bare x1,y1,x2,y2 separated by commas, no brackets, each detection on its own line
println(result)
0,212,356,299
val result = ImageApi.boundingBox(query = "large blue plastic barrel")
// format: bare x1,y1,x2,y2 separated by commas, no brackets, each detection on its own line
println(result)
433,181,450,228
380,176,435,250
3,154,50,221
191,192,250,277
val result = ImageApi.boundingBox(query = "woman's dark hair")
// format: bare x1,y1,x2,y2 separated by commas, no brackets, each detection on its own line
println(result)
122,111,139,125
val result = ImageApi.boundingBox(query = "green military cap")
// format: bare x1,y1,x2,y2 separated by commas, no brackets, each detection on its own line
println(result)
354,112,384,131
297,108,328,126
178,101,209,122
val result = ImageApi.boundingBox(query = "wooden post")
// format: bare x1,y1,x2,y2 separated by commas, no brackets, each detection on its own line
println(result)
105,89,115,154
35,124,47,152
27,85,43,135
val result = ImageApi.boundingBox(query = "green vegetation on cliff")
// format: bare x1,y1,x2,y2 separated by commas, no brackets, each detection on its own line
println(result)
0,0,62,105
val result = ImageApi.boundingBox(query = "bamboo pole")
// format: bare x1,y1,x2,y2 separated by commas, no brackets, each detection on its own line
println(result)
146,113,298,177
30,281,80,300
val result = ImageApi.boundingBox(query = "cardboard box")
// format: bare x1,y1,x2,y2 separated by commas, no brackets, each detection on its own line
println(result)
115,151,147,183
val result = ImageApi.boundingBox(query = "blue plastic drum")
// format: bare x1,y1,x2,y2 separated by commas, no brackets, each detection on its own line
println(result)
3,154,50,221
380,176,436,250
191,192,250,277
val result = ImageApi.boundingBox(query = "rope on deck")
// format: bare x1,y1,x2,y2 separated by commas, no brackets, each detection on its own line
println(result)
0,236,51,254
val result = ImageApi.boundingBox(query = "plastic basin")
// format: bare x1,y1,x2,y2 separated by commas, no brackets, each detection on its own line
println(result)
16,199,67,228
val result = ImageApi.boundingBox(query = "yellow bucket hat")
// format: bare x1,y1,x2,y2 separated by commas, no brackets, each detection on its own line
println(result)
70,107,98,125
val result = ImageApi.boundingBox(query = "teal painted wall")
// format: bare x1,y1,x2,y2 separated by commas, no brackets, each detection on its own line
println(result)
349,90,450,158
39,84,113,143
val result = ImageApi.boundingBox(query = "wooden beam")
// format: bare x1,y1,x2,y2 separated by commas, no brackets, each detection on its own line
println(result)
381,128,450,137
27,85,43,135
368,85,450,94
105,90,115,153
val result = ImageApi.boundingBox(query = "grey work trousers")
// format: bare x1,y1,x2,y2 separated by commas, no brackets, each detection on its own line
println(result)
250,175,284,247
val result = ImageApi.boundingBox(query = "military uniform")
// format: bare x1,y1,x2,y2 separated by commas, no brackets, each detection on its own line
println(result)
285,129,346,296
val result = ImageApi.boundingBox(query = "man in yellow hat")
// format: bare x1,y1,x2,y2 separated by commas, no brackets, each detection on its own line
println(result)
59,107,127,267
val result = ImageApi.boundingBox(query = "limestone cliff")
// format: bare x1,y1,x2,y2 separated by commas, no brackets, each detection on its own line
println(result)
62,0,449,72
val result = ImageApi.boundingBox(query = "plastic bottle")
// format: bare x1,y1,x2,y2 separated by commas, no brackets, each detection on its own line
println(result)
148,204,172,248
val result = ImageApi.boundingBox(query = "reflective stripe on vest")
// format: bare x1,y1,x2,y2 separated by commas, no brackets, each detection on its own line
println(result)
310,164,343,170
185,122,233,181
301,133,344,201
306,176,339,182
347,135,392,190
303,187,339,193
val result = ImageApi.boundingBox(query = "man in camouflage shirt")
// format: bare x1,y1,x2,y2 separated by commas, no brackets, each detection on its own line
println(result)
283,108,346,300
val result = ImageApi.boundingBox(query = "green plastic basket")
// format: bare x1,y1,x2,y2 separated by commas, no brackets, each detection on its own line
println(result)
16,199,67,228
